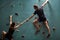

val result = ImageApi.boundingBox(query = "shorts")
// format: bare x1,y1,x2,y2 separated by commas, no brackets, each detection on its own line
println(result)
38,17,47,22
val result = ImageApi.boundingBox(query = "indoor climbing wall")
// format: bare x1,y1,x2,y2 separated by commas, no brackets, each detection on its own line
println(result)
0,0,60,40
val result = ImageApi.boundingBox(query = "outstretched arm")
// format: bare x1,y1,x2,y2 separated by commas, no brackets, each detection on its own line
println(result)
10,15,13,25
41,0,49,7
14,14,35,29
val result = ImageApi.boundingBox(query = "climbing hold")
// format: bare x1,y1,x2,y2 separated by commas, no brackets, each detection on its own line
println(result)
21,34,25,38
42,31,45,34
47,34,50,38
15,13,18,16
53,27,56,31
21,35,24,38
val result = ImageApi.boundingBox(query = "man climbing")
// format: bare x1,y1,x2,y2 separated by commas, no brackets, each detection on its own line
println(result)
26,0,50,38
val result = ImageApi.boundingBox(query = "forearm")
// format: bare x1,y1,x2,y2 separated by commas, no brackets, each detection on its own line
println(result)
14,20,27,29
41,0,49,7
14,23,22,29
26,14,35,22
15,14,35,29
10,15,12,24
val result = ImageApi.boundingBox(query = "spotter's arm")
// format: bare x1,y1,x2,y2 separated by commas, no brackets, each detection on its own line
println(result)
41,0,49,7
14,14,35,29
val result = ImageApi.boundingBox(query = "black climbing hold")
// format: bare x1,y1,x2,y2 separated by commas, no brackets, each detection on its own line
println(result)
47,34,50,38
42,31,45,34
53,27,56,31
21,35,24,38
15,13,18,16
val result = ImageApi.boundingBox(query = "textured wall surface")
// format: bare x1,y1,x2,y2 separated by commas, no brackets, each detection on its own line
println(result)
0,0,60,40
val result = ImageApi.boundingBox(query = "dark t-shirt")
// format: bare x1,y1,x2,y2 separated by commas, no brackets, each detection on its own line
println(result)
5,27,15,39
7,27,15,35
34,7,45,19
